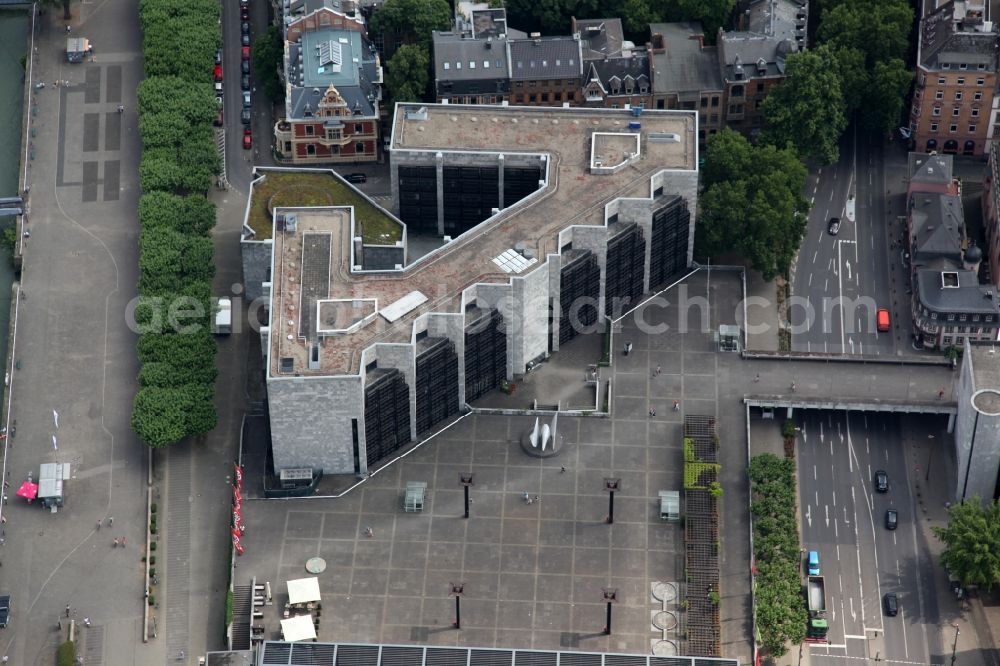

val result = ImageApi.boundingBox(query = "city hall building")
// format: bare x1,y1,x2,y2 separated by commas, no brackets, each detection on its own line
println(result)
242,103,698,475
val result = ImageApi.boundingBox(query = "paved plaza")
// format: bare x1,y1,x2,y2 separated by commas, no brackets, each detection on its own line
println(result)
235,270,753,659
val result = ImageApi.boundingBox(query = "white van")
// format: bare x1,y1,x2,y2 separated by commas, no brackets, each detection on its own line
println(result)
213,297,232,335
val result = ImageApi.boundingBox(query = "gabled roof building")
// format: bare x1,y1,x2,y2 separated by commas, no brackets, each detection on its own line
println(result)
910,0,998,156
906,152,999,348
274,26,382,164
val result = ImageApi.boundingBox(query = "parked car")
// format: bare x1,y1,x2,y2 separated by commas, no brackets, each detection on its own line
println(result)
0,595,10,628
243,128,252,150
239,0,248,6
827,217,841,235
241,107,251,125
874,470,889,493
241,60,250,74
241,46,251,61
240,6,249,19
241,21,250,34
345,172,367,184
241,33,250,46
213,64,223,82
214,106,224,127
807,550,820,576
883,592,898,617
885,509,898,530
214,81,223,95
242,91,251,108
215,48,222,65
241,74,251,91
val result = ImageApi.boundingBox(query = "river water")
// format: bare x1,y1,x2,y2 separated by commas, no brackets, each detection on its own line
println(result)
0,9,28,360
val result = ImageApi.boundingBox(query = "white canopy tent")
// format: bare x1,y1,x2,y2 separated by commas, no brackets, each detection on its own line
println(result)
286,577,321,605
280,614,316,642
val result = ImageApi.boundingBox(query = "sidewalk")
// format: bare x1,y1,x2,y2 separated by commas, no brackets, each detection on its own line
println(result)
902,421,998,666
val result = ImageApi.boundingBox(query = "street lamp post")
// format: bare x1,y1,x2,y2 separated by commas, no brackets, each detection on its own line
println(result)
602,587,618,635
451,582,465,629
604,478,621,524
460,473,474,519
951,623,960,666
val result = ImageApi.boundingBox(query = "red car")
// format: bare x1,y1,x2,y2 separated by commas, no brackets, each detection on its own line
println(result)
213,64,223,82
240,6,249,19
243,128,252,149
241,46,251,61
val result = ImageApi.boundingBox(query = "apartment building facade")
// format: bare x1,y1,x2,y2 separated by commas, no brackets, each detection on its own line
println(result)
911,0,998,156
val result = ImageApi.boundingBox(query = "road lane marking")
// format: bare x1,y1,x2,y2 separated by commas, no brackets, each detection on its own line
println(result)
810,655,941,666
814,465,818,480
834,517,838,537
833,490,837,506
813,250,819,264
844,635,867,640
900,605,909,659
838,240,846,350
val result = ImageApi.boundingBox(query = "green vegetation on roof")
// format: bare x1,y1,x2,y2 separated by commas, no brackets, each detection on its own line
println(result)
247,171,403,245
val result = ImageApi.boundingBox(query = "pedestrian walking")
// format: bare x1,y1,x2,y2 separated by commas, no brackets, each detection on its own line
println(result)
107,516,113,526
559,466,566,474
363,526,373,538
754,373,760,383
120,536,126,547
790,382,797,392
938,388,945,399
65,25,71,33
83,617,91,627
655,365,661,375
672,400,680,411
112,538,119,547
65,605,70,618
96,520,101,530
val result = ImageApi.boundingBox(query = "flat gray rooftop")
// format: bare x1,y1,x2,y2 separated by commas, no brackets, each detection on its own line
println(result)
268,104,697,377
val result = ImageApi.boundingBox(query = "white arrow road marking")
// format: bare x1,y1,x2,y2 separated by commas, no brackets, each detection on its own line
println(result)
846,260,852,280
806,505,812,527
825,505,830,527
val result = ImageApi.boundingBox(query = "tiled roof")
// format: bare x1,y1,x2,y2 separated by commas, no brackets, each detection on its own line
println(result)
286,28,381,120
575,18,625,60
911,192,964,263
919,0,997,70
587,54,650,93
649,22,722,95
433,31,509,82
915,266,999,314
508,36,582,81
718,31,791,79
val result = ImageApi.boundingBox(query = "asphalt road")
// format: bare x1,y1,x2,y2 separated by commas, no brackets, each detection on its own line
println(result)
792,126,900,355
797,410,943,666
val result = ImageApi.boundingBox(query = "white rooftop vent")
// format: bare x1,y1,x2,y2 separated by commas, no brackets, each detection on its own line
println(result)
492,248,537,274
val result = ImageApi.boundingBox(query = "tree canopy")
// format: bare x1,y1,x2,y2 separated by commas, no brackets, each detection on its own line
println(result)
762,46,848,164
384,44,430,107
369,0,451,48
934,499,1000,591
133,0,221,448
698,129,810,280
253,25,285,102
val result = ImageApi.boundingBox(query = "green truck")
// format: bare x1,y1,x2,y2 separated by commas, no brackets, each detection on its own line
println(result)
806,575,828,641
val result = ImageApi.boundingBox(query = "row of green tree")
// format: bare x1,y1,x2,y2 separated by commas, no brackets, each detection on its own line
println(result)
750,453,808,656
371,0,451,108
132,0,221,447
763,0,914,165
698,0,913,279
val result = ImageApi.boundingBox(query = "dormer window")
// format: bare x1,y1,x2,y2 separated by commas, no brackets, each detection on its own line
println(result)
483,60,490,68
469,61,475,69
443,62,450,70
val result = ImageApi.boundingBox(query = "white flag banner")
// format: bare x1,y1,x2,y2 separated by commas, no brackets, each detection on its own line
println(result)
53,410,59,429
52,435,57,450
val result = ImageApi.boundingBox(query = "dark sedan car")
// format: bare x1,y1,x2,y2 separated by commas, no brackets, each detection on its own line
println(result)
874,469,889,493
885,509,898,530
241,33,250,46
241,74,251,91
241,107,251,125
828,217,841,235
883,592,898,617
241,60,250,74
